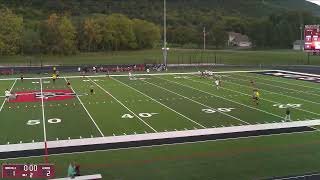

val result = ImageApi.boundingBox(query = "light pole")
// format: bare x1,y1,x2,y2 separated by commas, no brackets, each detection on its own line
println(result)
300,24,303,51
163,0,168,70
203,27,206,51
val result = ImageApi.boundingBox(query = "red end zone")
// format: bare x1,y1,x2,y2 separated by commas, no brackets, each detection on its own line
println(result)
10,89,76,103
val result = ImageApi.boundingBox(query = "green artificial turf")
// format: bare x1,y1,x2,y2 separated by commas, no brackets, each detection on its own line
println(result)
0,70,320,179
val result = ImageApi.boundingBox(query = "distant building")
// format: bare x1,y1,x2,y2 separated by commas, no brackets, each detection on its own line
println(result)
228,32,252,48
293,40,304,50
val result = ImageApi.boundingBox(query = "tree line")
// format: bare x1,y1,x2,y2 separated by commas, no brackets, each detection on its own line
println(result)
1,0,320,56
0,8,160,55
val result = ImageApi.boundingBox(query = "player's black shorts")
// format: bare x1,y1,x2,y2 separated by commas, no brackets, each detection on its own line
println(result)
253,96,258,100
90,89,93,93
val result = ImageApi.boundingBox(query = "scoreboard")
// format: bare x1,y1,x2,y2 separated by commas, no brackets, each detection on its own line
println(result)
2,164,55,179
304,24,320,52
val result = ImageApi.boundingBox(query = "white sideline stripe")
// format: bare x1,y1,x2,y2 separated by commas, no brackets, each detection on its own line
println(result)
64,78,104,137
223,75,320,105
111,77,206,128
0,79,16,112
88,78,158,133
40,78,47,142
51,174,102,180
0,142,43,152
0,70,274,81
0,120,319,153
144,78,249,125
161,76,284,119
187,77,319,118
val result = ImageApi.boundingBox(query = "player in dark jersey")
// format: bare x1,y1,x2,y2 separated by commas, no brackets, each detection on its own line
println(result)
66,80,71,87
250,79,256,87
283,107,291,122
20,74,24,83
90,84,94,95
200,71,206,79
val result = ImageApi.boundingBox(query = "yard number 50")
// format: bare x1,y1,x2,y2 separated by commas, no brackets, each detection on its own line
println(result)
27,118,62,125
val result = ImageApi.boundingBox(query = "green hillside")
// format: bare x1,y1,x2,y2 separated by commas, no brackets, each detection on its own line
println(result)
1,0,320,20
268,0,320,16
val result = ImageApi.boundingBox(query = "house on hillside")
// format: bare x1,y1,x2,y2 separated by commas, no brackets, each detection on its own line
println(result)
228,32,252,48
292,40,304,50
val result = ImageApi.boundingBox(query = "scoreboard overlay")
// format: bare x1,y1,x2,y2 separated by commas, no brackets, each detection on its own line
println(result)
2,164,55,179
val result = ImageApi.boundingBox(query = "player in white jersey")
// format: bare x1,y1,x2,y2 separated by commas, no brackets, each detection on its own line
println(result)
5,89,16,102
214,79,220,90
5,89,10,101
209,71,213,77
129,71,132,80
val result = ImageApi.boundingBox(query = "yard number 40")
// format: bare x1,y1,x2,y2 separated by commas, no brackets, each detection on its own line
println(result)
122,113,158,119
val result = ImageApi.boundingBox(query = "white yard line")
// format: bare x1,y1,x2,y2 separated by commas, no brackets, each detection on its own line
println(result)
64,78,104,137
0,79,17,112
145,78,250,125
40,78,47,142
223,75,320,105
111,77,206,128
159,76,284,119
187,77,320,117
88,77,158,133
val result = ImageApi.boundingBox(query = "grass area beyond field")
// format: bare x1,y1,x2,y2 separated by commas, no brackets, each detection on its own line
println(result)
0,49,319,66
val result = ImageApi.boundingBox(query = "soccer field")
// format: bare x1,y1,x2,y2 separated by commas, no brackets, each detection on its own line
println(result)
1,69,320,179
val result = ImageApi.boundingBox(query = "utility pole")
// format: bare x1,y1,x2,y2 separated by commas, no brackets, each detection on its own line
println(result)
300,24,303,51
203,27,206,51
163,0,168,70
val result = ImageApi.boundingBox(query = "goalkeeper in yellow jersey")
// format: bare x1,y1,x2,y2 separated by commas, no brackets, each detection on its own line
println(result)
252,89,260,106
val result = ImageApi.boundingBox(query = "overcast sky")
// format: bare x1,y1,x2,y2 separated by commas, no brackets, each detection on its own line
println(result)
307,0,320,5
